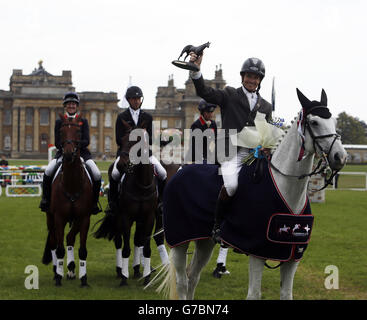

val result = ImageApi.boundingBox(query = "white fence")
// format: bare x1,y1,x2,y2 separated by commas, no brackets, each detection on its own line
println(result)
329,171,367,191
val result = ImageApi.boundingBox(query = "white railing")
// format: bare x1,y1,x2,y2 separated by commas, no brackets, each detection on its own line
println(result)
330,171,367,191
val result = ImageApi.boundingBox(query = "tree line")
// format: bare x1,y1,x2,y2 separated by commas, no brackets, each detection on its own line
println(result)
336,112,367,145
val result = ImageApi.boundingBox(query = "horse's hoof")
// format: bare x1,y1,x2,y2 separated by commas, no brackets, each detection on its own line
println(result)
119,276,128,286
212,268,222,279
67,271,76,280
133,271,141,279
55,275,62,286
133,265,141,278
80,275,88,287
143,275,150,286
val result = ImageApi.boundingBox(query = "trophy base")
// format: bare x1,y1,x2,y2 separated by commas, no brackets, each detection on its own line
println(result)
172,60,200,72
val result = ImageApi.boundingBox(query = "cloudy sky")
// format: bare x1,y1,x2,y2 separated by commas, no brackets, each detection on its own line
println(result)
0,0,366,123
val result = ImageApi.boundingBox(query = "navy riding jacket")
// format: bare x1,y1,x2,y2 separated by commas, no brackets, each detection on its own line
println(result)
54,116,92,161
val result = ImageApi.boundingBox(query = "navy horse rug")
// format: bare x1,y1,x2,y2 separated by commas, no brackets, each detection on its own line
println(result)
163,160,314,262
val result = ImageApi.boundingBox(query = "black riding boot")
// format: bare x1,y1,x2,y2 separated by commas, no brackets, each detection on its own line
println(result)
212,186,232,244
106,178,119,215
39,174,53,212
91,179,102,215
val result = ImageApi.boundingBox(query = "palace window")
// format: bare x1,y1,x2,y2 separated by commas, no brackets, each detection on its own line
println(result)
161,119,168,129
25,135,33,151
40,108,49,125
3,110,11,125
105,136,111,153
175,119,182,129
104,112,112,127
40,133,48,147
26,108,33,126
4,135,11,151
91,112,98,127
91,135,97,152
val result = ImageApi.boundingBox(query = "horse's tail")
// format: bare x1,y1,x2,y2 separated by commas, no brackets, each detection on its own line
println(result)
42,232,52,265
155,250,178,300
92,214,117,241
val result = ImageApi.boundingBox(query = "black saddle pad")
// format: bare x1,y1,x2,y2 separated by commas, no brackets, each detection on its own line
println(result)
163,160,313,261
163,164,222,247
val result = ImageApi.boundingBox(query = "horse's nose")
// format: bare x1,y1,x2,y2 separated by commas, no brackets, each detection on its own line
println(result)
334,151,347,167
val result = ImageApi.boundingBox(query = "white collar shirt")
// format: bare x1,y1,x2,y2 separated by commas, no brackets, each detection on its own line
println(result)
129,107,140,125
65,112,78,118
242,86,258,111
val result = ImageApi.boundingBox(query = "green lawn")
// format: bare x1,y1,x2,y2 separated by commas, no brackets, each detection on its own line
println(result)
0,161,366,300
0,190,366,300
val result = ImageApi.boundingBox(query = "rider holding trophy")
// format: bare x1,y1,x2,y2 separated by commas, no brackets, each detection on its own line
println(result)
188,51,273,242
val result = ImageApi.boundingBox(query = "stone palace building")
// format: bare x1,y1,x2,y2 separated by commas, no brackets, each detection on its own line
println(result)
0,61,225,159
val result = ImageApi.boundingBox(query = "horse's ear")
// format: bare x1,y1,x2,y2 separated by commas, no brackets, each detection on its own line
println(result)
121,119,131,130
296,88,311,108
320,89,327,106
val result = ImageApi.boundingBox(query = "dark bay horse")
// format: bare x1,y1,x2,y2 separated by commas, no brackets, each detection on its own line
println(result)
42,114,94,287
94,120,157,286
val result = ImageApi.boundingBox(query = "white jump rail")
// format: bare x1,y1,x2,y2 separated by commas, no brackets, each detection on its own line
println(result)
330,171,367,191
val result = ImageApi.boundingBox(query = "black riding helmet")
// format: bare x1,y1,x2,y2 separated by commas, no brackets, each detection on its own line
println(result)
125,86,143,99
198,99,217,114
240,57,265,79
63,92,80,106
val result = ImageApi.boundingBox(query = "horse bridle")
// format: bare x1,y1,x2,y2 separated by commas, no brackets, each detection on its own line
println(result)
61,122,81,163
118,127,150,174
118,150,157,201
269,117,342,191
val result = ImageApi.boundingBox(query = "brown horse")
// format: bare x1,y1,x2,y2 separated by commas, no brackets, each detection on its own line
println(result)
42,114,94,287
94,120,157,286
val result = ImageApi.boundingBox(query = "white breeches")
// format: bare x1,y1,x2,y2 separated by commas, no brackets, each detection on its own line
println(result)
45,157,101,181
111,155,167,182
220,147,250,197
85,159,102,181
45,158,61,177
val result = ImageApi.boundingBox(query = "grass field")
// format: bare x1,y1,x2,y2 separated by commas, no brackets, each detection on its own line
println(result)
0,162,366,300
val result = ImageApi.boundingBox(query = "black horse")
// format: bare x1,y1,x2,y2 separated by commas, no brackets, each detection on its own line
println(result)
94,120,157,286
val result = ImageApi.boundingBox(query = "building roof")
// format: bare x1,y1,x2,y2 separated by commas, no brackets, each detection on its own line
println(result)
29,60,53,76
